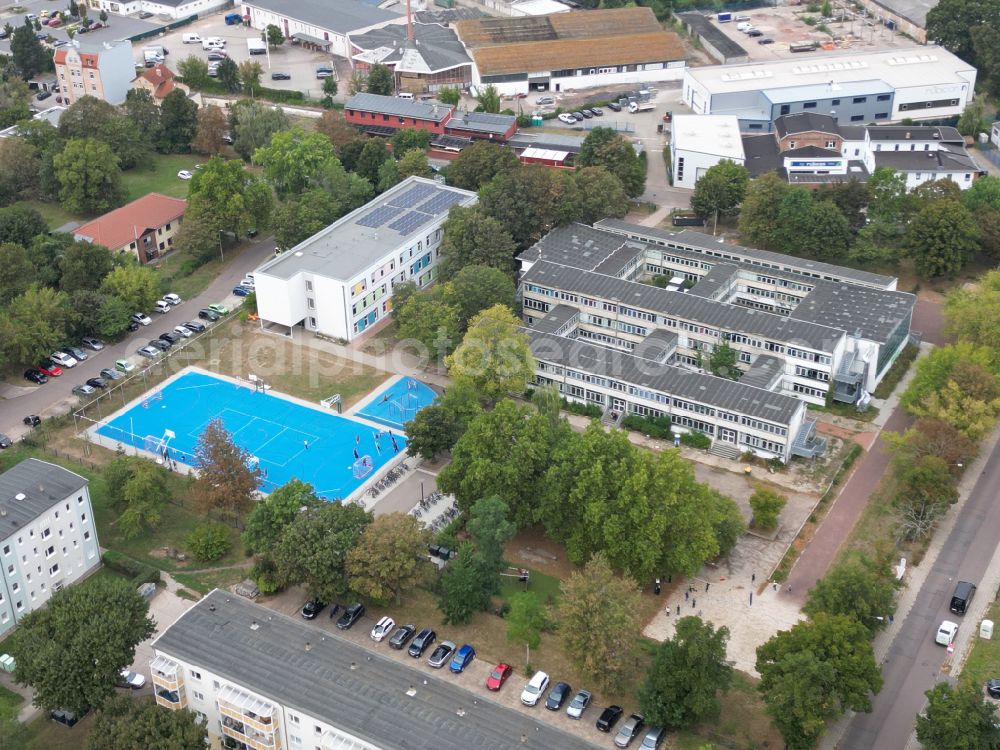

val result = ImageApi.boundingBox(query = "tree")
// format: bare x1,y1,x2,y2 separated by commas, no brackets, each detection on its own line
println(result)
707,340,740,380
254,127,337,197
366,63,394,95
346,513,430,604
177,55,210,90
124,88,162,146
438,543,494,624
749,486,786,530
756,613,882,750
191,104,229,155
738,172,789,247
444,141,520,192
961,175,1000,213
265,24,284,47
0,242,36,304
242,479,321,556
376,157,400,192
449,264,518,327
0,76,31,130
396,285,460,362
10,576,154,715
10,20,51,78
799,199,853,260
353,137,393,187
438,206,517,280
887,417,977,472
926,0,1000,68
116,461,169,538
391,128,432,154
479,165,580,248
914,177,963,204
906,199,979,278
0,204,46,246
238,59,263,96
53,138,125,214
475,83,501,113
895,455,959,540
192,418,261,525
403,403,463,461
322,75,338,101
690,160,749,219
185,522,232,562
348,69,368,96
867,166,912,223
944,272,1000,349
446,304,535,401
87,695,207,750
398,148,433,179
559,553,642,691
58,241,114,292
58,95,120,141
573,166,629,224
803,551,898,637
187,157,273,237
158,88,198,153
99,9,108,22
972,25,1000,99
274,502,372,601
916,682,1000,750
98,264,159,313
506,591,545,664
216,57,241,92
577,127,645,197
769,186,815,253
639,617,732,729
437,86,461,106
466,495,516,573
816,179,871,232
0,137,40,205
0,285,76,364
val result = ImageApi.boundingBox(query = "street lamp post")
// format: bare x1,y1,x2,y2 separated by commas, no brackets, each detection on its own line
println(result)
218,229,225,262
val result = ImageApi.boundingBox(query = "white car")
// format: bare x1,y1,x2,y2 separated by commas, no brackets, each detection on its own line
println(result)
558,112,577,125
520,670,549,706
163,293,182,305
370,616,395,642
50,351,78,368
173,325,193,338
177,170,193,180
119,669,146,689
131,312,152,326
935,620,958,646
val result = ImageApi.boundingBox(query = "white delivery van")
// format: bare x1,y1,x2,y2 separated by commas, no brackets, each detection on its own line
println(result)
182,33,202,44
736,21,754,31
202,38,225,50
247,38,266,55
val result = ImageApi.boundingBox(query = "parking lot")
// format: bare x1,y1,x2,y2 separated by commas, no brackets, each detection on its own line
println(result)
0,0,162,56
706,2,922,62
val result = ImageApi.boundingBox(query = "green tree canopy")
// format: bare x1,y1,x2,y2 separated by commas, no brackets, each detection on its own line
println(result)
573,166,629,224
346,513,430,604
749,486,787,531
192,418,261,525
0,242,36,304
506,591,545,663
265,24,284,47
11,576,155,715
397,148,433,179
0,284,77,364
58,240,115,293
639,617,732,728
403,381,482,461
86,695,207,750
803,551,898,637
10,19,52,78
926,0,1000,68
230,100,289,161
177,55,210,90
187,156,273,237
52,137,125,214
943,272,1000,349
475,83,501,113
466,495,516,573
438,543,494,624
691,160,749,218
446,304,535,401
577,126,645,197
98,264,159,313
906,199,980,278
367,64,394,95
242,479,321,556
395,285,460,363
479,165,580,248
438,205,517,280
216,57,241,92
254,127,338,197
916,682,1000,750
124,88,163,147
449,264,518,328
0,204,47,246
158,88,198,153
391,128,432,153
738,171,789,248
444,141,520,192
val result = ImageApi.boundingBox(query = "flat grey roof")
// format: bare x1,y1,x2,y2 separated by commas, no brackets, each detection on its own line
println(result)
687,262,740,300
529,330,802,424
791,282,915,343
741,354,786,390
349,21,472,74
595,219,897,289
872,144,976,173
244,0,400,34
507,132,586,153
154,591,601,750
865,0,934,28
447,111,517,136
345,92,452,122
867,125,963,142
675,13,748,60
521,223,641,275
0,459,88,541
532,303,580,334
258,177,476,282
523,260,842,352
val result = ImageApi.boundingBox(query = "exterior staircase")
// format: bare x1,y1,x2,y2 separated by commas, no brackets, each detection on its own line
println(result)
709,441,741,460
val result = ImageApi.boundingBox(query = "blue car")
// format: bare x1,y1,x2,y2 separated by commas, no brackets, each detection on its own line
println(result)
449,644,476,674
232,285,251,297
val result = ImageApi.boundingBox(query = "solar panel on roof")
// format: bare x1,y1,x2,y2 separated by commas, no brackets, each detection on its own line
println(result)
356,204,404,228
415,191,466,215
388,211,427,236
391,183,438,209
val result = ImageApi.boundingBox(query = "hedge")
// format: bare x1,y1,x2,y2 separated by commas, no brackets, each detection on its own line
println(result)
102,550,161,588
621,413,672,439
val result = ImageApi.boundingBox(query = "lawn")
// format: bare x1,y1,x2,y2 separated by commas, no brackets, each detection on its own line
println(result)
120,153,200,202
9,199,83,231
960,600,1000,691
0,684,23,721
154,237,258,301
21,712,96,750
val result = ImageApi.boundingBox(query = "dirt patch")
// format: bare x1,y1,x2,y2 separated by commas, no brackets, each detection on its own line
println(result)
504,527,577,582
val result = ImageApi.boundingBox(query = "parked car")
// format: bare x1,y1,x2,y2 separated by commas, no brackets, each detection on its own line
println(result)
23,415,41,427
173,325,193,338
36,90,52,101
449,644,476,673
301,601,325,619
50,351,78,368
639,726,666,749
566,689,592,718
115,359,136,374
614,713,645,747
607,101,622,112
558,113,577,125
0,434,12,449
72,384,96,397
486,663,512,691
154,299,171,314
164,293,182,305
936,620,959,646
987,678,1000,699
85,377,108,390
64,346,88,362
207,50,227,61
208,303,230,315
571,111,584,121
590,107,604,116
758,37,775,44
23,368,48,385
336,602,365,630
520,671,549,706
88,21,105,29
131,312,152,326
184,320,206,332
139,10,153,18
427,640,456,668
747,29,763,37
580,109,594,118
159,331,181,345
81,336,104,351
198,309,220,322
177,170,193,180
408,628,436,657
137,346,161,359
270,72,291,80
597,705,624,732
232,285,251,297
370,616,395,642
37,359,62,377
118,670,146,689
50,709,86,727
100,367,122,380
316,66,335,78
388,623,416,650
546,681,572,710
148,339,170,351
535,95,555,105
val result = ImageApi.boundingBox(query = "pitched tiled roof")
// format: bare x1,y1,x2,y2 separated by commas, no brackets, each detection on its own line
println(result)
74,193,186,250
137,64,177,99
454,7,662,46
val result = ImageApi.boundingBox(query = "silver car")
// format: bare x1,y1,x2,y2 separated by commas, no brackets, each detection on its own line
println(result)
566,689,592,719
427,640,456,669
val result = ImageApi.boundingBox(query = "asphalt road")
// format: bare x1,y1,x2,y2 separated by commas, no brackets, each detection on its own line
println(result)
0,237,275,442
840,435,1000,748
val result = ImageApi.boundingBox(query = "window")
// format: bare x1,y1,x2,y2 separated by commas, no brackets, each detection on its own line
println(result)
831,99,841,105
2,545,8,556
81,513,87,522
307,298,315,309
15,601,22,611
780,104,790,115
45,546,54,558
11,583,18,593
852,96,867,104
803,102,817,109
850,115,864,122
41,528,50,539
874,113,888,120
49,564,59,576
193,690,205,701
77,495,83,505
788,141,796,149
83,531,90,541
825,141,835,148
290,715,300,725
305,280,313,291
191,670,202,680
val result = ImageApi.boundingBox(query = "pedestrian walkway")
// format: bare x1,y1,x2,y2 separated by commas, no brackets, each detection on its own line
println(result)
0,669,39,724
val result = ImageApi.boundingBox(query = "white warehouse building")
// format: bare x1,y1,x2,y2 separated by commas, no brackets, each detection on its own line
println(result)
682,47,976,131
254,176,477,342
671,114,746,189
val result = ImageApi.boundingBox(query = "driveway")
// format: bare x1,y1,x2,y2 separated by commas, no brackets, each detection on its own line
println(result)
131,575,197,697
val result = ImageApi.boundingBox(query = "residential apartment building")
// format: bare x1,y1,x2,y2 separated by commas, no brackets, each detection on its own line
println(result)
54,39,133,105
518,222,914,461
74,193,186,264
254,176,477,341
150,589,603,750
0,459,101,636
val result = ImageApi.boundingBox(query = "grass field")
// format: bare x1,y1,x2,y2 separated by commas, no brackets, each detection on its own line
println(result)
960,600,1000,691
120,154,200,202
10,199,81,231
0,684,23,720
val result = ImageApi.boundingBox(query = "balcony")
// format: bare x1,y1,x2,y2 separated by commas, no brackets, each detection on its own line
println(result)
155,687,187,710
221,717,279,750
149,655,182,691
218,684,279,739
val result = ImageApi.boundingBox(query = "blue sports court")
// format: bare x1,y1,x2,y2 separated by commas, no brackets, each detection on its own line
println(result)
354,377,437,430
95,370,434,500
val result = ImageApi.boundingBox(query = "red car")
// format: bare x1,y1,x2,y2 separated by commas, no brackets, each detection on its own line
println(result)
37,359,63,377
486,663,512,691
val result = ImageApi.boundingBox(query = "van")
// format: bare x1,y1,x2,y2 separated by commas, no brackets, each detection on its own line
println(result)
950,581,976,615
182,33,202,44
202,38,225,50
736,21,754,32
224,11,243,24
397,92,414,100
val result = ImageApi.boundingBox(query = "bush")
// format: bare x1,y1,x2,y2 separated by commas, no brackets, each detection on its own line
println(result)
680,431,711,449
185,523,233,563
102,550,161,587
560,398,603,418
250,559,281,594
749,487,788,531
621,413,673,439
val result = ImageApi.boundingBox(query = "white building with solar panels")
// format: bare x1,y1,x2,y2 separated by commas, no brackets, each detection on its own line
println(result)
254,177,477,342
